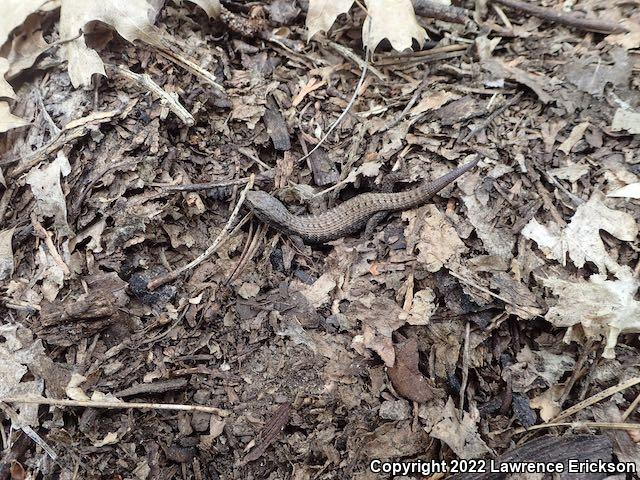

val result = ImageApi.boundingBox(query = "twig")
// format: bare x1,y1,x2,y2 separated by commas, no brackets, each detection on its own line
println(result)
511,421,640,435
459,321,471,412
412,0,471,24
110,64,195,126
326,40,386,81
147,177,255,290
551,376,640,423
296,45,369,165
491,0,627,34
151,41,224,90
460,91,524,143
1,396,230,416
380,68,430,132
31,215,71,276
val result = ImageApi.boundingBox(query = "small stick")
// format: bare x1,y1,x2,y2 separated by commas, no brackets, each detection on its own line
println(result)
110,64,195,126
510,421,640,435
1,396,230,416
327,41,386,81
460,91,524,143
551,376,640,423
491,0,627,34
412,0,471,24
147,177,254,290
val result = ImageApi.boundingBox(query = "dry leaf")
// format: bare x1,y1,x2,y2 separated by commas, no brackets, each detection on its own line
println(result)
0,323,45,427
306,0,427,52
362,0,427,52
409,90,460,117
0,101,29,132
25,150,72,234
306,0,354,40
407,288,436,325
0,58,16,98
544,267,640,359
611,108,640,134
60,0,160,88
428,397,491,459
522,192,637,274
0,227,16,280
403,204,466,272
387,337,441,402
607,183,640,199
0,0,55,46
558,122,589,155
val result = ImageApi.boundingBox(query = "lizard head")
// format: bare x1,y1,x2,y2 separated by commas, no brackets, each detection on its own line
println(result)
245,190,292,227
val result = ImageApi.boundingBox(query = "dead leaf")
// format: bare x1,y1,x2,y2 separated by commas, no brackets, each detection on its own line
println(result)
544,267,640,359
428,397,491,459
306,0,427,52
558,122,589,154
0,227,16,280
611,108,640,134
409,90,460,117
0,323,46,427
0,101,28,132
0,0,55,46
565,48,629,96
306,0,354,40
607,183,640,199
522,192,638,274
387,337,442,402
362,0,427,51
0,58,16,98
60,0,160,88
25,151,72,234
403,204,467,272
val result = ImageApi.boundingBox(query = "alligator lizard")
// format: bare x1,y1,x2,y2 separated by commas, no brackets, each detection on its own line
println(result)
245,157,478,243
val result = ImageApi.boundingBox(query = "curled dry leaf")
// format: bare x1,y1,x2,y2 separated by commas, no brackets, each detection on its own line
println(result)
522,192,638,274
544,267,640,359
387,337,442,402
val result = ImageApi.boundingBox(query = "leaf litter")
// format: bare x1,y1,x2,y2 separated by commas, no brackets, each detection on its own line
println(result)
0,0,639,477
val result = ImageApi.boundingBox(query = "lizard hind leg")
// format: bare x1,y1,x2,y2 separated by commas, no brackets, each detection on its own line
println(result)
363,211,388,240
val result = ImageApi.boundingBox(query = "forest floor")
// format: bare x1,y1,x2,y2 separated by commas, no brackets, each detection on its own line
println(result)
1,0,640,478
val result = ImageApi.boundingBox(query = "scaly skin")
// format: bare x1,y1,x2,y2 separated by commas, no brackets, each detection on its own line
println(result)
245,157,478,243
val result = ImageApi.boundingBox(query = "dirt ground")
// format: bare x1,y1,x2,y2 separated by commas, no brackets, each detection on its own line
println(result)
1,0,640,478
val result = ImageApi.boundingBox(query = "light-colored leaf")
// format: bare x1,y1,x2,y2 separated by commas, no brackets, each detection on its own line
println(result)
60,0,160,88
544,267,640,359
306,0,354,40
522,192,638,274
0,101,28,132
362,0,427,52
0,227,16,281
0,58,16,99
611,108,640,134
0,0,55,46
607,182,640,199
25,150,72,233
185,0,220,18
306,0,427,52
